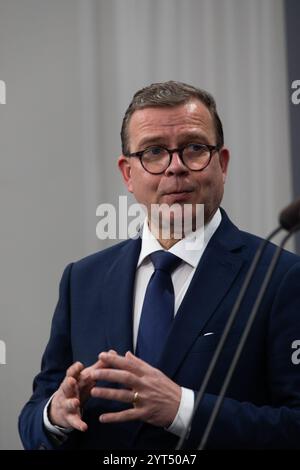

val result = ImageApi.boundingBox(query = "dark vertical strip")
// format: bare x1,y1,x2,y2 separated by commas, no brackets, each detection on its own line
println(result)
284,0,300,254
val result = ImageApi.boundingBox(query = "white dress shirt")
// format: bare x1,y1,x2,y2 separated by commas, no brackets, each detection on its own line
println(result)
44,209,222,439
133,209,221,436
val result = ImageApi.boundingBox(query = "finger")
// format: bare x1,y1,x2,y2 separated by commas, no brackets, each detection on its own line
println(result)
79,364,98,382
89,359,108,371
125,351,153,369
90,386,134,403
92,350,118,370
98,352,146,376
99,408,140,424
91,368,137,388
67,414,88,432
98,349,118,360
61,376,78,399
65,397,80,412
125,351,146,364
84,353,116,374
108,349,118,355
66,361,84,379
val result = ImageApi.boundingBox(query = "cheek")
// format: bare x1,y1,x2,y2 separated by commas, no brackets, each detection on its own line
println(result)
194,172,214,191
203,162,224,186
193,169,224,199
130,171,159,202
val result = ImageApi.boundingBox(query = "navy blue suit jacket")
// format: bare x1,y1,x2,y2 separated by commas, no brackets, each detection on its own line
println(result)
19,211,300,449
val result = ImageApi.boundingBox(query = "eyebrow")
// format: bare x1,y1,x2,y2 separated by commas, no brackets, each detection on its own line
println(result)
137,132,211,149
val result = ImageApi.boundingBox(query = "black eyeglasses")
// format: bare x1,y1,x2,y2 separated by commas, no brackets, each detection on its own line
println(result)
125,143,220,174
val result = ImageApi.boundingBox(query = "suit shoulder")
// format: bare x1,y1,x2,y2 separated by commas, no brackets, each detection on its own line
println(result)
239,229,300,268
72,239,136,272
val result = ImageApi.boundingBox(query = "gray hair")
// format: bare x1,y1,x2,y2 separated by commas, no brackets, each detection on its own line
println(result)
121,80,224,155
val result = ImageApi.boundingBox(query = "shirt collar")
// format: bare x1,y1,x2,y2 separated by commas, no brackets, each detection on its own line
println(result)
137,208,222,269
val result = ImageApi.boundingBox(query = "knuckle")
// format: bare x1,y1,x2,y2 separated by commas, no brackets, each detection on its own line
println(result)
65,376,72,386
66,399,75,412
124,371,133,382
66,364,75,375
138,408,147,420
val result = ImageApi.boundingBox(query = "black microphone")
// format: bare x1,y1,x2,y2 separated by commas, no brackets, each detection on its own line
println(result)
176,199,300,450
279,198,300,230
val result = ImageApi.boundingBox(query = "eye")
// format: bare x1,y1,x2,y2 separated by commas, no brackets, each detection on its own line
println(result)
147,146,164,156
188,143,206,152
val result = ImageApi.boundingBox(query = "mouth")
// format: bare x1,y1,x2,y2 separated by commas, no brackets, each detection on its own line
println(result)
165,189,194,195
162,189,194,203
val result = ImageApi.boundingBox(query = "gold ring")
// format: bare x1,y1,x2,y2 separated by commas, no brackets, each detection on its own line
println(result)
132,391,139,406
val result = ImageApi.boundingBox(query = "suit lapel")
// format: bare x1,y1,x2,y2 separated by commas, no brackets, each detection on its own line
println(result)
103,237,141,355
158,213,246,379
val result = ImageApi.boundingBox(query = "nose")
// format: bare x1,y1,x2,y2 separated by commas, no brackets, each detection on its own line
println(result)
165,151,189,176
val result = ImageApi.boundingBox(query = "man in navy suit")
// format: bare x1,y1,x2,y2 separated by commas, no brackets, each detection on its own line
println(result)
19,81,300,449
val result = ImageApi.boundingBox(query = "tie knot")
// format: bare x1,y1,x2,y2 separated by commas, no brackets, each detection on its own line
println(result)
150,250,181,274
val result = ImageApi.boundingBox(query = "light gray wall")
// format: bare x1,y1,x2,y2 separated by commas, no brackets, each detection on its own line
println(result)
0,0,87,449
0,0,294,449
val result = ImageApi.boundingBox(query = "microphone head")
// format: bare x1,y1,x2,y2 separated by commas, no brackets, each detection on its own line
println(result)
279,198,300,230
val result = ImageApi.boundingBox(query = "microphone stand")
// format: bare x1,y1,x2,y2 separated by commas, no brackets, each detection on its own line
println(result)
198,224,300,449
176,226,281,450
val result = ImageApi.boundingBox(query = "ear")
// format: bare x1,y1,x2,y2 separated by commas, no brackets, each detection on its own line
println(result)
218,147,230,183
118,155,134,193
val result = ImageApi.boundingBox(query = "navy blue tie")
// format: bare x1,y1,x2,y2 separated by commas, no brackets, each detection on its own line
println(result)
136,250,181,367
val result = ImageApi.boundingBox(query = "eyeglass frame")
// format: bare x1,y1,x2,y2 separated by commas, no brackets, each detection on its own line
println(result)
124,142,221,175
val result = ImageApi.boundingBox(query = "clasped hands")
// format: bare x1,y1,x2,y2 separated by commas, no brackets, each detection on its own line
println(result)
49,351,181,432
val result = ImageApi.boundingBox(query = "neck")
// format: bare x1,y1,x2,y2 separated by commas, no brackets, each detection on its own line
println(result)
157,235,182,250
147,208,217,249
147,219,186,250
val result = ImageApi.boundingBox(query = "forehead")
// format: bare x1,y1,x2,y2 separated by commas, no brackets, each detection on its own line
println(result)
128,100,215,145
